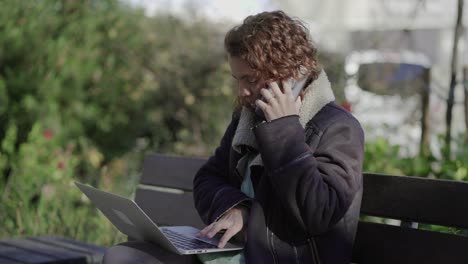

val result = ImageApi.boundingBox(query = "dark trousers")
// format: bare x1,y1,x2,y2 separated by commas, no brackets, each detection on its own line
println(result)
103,241,201,264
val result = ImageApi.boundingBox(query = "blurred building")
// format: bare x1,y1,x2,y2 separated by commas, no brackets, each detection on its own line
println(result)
277,0,467,155
130,0,467,155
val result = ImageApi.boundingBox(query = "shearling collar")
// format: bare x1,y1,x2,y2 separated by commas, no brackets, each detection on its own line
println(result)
231,70,335,166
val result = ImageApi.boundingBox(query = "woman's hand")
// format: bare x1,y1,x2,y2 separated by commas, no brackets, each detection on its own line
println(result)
196,206,249,248
255,80,302,122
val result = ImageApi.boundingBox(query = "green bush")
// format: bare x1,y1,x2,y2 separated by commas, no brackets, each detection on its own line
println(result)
0,0,235,246
363,134,467,180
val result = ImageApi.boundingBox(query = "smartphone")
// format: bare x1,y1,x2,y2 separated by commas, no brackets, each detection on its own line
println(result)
255,72,308,120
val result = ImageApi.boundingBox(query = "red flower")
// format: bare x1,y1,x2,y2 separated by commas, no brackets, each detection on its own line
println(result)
57,161,65,170
43,129,54,140
341,102,351,112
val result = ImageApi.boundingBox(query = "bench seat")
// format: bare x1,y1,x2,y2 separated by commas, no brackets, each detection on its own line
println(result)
0,236,106,264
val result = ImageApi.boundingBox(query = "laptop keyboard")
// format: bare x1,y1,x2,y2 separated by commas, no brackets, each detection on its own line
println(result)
162,229,219,251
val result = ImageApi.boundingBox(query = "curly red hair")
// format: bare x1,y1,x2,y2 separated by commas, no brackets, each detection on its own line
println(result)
224,11,321,87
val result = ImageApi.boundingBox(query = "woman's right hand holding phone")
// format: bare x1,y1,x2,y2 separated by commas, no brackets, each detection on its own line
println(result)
255,80,302,122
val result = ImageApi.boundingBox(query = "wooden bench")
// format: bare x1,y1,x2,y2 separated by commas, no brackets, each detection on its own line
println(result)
0,235,106,263
135,153,468,264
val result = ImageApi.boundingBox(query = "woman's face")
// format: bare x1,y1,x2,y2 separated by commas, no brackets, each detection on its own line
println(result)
228,55,265,110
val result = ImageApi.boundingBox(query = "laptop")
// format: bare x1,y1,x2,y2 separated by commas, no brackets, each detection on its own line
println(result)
74,182,243,255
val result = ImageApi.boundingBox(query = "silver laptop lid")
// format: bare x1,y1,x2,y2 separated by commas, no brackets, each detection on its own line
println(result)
74,182,179,254
75,182,243,255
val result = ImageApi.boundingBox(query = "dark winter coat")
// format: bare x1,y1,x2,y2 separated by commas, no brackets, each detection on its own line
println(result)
193,71,364,264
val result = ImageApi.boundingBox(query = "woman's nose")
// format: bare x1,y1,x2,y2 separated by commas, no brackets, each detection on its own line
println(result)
239,85,251,97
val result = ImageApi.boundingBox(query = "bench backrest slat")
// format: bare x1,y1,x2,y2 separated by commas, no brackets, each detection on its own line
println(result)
135,154,206,229
351,221,468,264
139,153,204,191
361,173,468,229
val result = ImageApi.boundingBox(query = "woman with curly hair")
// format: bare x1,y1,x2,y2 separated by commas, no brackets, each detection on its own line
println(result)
193,10,364,264
103,10,364,264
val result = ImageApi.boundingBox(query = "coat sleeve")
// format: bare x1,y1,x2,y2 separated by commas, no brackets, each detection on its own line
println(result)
193,114,251,225
253,114,364,235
